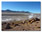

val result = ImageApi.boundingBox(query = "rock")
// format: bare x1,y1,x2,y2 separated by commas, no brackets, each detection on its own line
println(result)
14,24,20,27
35,18,40,21
12,23,14,25
5,23,12,29
37,27,41,28
2,22,6,25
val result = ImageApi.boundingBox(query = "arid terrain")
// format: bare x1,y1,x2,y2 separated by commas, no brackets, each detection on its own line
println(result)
2,17,41,31
2,11,41,31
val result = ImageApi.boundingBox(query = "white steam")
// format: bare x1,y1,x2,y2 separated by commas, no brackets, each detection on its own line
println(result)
28,14,34,19
15,18,21,21
2,18,12,22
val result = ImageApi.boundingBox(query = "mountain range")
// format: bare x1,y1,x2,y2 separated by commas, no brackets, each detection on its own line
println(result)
2,9,30,13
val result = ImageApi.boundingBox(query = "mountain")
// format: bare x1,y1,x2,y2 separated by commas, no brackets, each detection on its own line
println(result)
2,9,30,13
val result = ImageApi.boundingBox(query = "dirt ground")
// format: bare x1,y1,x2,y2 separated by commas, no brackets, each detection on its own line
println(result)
2,18,41,31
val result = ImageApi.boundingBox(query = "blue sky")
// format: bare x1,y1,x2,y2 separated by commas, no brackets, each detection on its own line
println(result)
2,2,41,13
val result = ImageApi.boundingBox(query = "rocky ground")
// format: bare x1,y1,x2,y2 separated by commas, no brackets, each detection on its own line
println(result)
2,18,41,31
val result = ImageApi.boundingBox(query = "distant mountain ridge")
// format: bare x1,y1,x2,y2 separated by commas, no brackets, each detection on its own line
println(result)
2,9,30,13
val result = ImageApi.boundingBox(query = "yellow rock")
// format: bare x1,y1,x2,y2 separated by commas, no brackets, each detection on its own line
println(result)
31,21,32,22
28,22,30,24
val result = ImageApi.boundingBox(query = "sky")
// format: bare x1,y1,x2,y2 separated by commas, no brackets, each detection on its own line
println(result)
2,2,41,13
